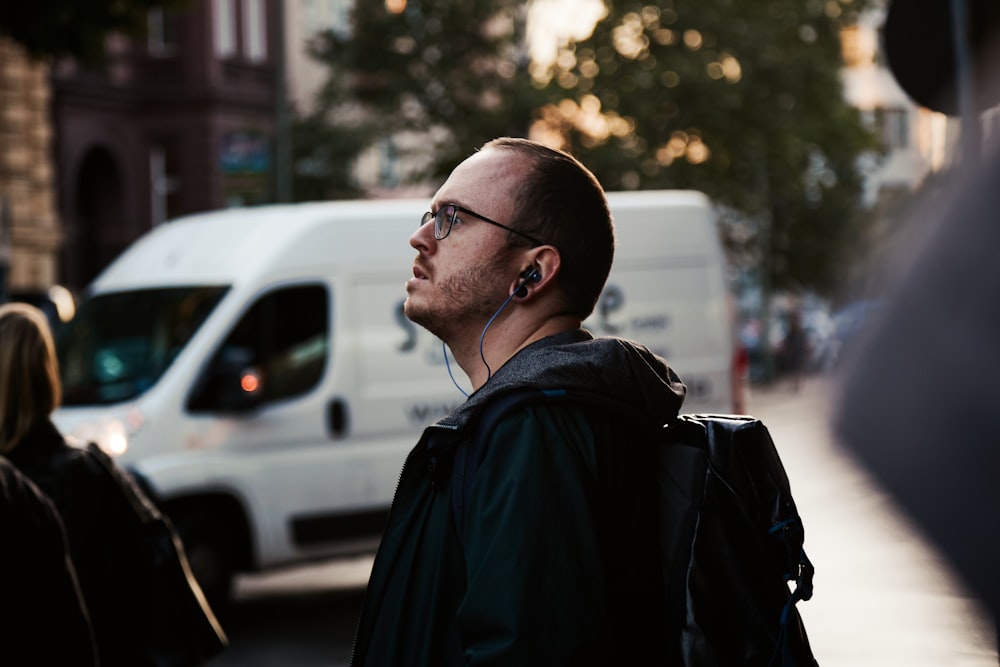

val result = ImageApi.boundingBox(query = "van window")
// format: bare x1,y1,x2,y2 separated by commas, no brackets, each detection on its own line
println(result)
57,286,228,405
187,284,328,412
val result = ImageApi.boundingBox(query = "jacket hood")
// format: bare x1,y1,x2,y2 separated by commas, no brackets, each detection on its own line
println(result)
440,329,686,430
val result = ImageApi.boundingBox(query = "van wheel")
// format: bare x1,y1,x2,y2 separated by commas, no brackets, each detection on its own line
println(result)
175,511,236,617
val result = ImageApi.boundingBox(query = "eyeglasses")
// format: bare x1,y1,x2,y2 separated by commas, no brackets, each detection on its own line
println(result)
420,204,543,246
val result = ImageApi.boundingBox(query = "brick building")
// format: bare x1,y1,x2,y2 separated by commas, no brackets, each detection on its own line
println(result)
0,38,62,301
50,0,281,291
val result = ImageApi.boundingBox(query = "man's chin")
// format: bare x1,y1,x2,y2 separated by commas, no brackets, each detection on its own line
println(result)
403,298,432,330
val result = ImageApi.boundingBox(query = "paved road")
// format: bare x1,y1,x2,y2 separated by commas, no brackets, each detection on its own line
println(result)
208,375,997,666
208,556,370,666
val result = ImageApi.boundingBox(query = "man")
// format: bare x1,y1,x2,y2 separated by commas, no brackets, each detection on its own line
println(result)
350,138,686,666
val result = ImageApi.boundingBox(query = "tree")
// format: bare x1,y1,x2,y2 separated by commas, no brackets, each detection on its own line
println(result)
0,0,186,62
300,0,880,296
532,0,881,294
291,111,376,201
293,0,546,195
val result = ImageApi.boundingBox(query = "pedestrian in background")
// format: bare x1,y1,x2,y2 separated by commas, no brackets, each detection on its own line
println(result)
779,309,810,392
0,455,98,666
350,138,685,666
0,302,227,667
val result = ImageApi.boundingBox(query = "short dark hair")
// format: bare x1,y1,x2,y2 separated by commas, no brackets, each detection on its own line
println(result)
482,137,614,320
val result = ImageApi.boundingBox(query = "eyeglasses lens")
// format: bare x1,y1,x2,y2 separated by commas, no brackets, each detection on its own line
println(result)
437,206,457,240
421,206,462,240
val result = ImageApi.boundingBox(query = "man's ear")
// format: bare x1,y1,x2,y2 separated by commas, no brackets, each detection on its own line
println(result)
513,246,560,298
531,246,560,285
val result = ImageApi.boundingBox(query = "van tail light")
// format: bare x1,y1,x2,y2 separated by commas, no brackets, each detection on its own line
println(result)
732,344,749,414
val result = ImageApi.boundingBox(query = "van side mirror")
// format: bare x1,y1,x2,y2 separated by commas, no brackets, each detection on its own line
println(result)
228,365,264,413
188,346,264,413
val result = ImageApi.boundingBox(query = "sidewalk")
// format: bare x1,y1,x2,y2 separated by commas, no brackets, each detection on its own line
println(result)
747,375,997,666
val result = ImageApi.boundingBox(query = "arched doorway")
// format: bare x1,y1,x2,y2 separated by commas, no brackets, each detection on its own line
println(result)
64,146,127,289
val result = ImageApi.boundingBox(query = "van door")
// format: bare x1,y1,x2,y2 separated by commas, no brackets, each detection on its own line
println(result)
185,281,386,566
183,276,432,570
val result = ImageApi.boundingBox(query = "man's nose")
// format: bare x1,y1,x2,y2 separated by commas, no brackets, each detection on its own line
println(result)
410,218,436,251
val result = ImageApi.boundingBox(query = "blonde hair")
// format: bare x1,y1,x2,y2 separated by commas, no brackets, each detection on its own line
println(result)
0,303,62,453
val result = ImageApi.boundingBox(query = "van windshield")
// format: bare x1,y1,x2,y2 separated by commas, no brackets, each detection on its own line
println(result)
56,286,228,406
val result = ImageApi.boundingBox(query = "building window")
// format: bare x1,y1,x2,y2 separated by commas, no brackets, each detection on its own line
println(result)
301,0,352,38
983,106,1000,153
150,146,179,226
148,8,179,56
243,0,267,62
840,22,880,68
214,0,237,58
877,107,909,149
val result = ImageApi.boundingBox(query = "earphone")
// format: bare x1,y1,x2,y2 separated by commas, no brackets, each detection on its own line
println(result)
444,266,544,396
514,267,542,298
481,266,539,378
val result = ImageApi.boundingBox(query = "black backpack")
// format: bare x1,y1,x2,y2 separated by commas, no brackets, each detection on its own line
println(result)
451,387,818,667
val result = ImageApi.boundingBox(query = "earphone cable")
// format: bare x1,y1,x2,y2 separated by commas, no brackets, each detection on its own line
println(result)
479,291,518,386
443,283,523,397
442,340,469,397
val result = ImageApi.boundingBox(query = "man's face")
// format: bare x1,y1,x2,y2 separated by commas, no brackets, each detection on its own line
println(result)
404,149,526,342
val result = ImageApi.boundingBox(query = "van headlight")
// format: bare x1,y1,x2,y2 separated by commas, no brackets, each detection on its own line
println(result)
104,420,129,456
68,410,144,457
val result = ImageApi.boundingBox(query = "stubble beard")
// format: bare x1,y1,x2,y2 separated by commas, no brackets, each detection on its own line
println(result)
404,255,512,344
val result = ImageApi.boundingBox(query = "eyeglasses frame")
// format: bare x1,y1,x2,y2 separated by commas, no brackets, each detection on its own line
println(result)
421,204,544,247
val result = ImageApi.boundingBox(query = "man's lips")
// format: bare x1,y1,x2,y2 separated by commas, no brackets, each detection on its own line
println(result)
412,262,430,280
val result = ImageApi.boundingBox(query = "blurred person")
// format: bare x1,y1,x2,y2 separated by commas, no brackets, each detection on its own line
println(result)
778,309,810,392
834,152,1000,635
0,302,227,667
350,138,685,666
0,455,97,666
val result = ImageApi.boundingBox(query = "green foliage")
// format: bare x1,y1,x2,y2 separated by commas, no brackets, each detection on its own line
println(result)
299,0,881,295
298,0,545,184
0,0,187,62
537,0,881,293
291,111,375,201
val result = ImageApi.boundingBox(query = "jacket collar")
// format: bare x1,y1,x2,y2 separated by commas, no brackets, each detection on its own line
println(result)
432,329,592,433
5,419,67,468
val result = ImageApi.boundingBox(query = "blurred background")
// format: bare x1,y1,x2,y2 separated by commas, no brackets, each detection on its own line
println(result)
2,0,998,663
2,0,983,381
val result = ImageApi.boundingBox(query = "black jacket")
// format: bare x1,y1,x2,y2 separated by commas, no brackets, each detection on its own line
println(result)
352,329,686,666
0,456,98,666
7,420,205,667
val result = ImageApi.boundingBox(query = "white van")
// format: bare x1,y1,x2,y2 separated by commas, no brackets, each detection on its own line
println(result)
51,191,741,602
